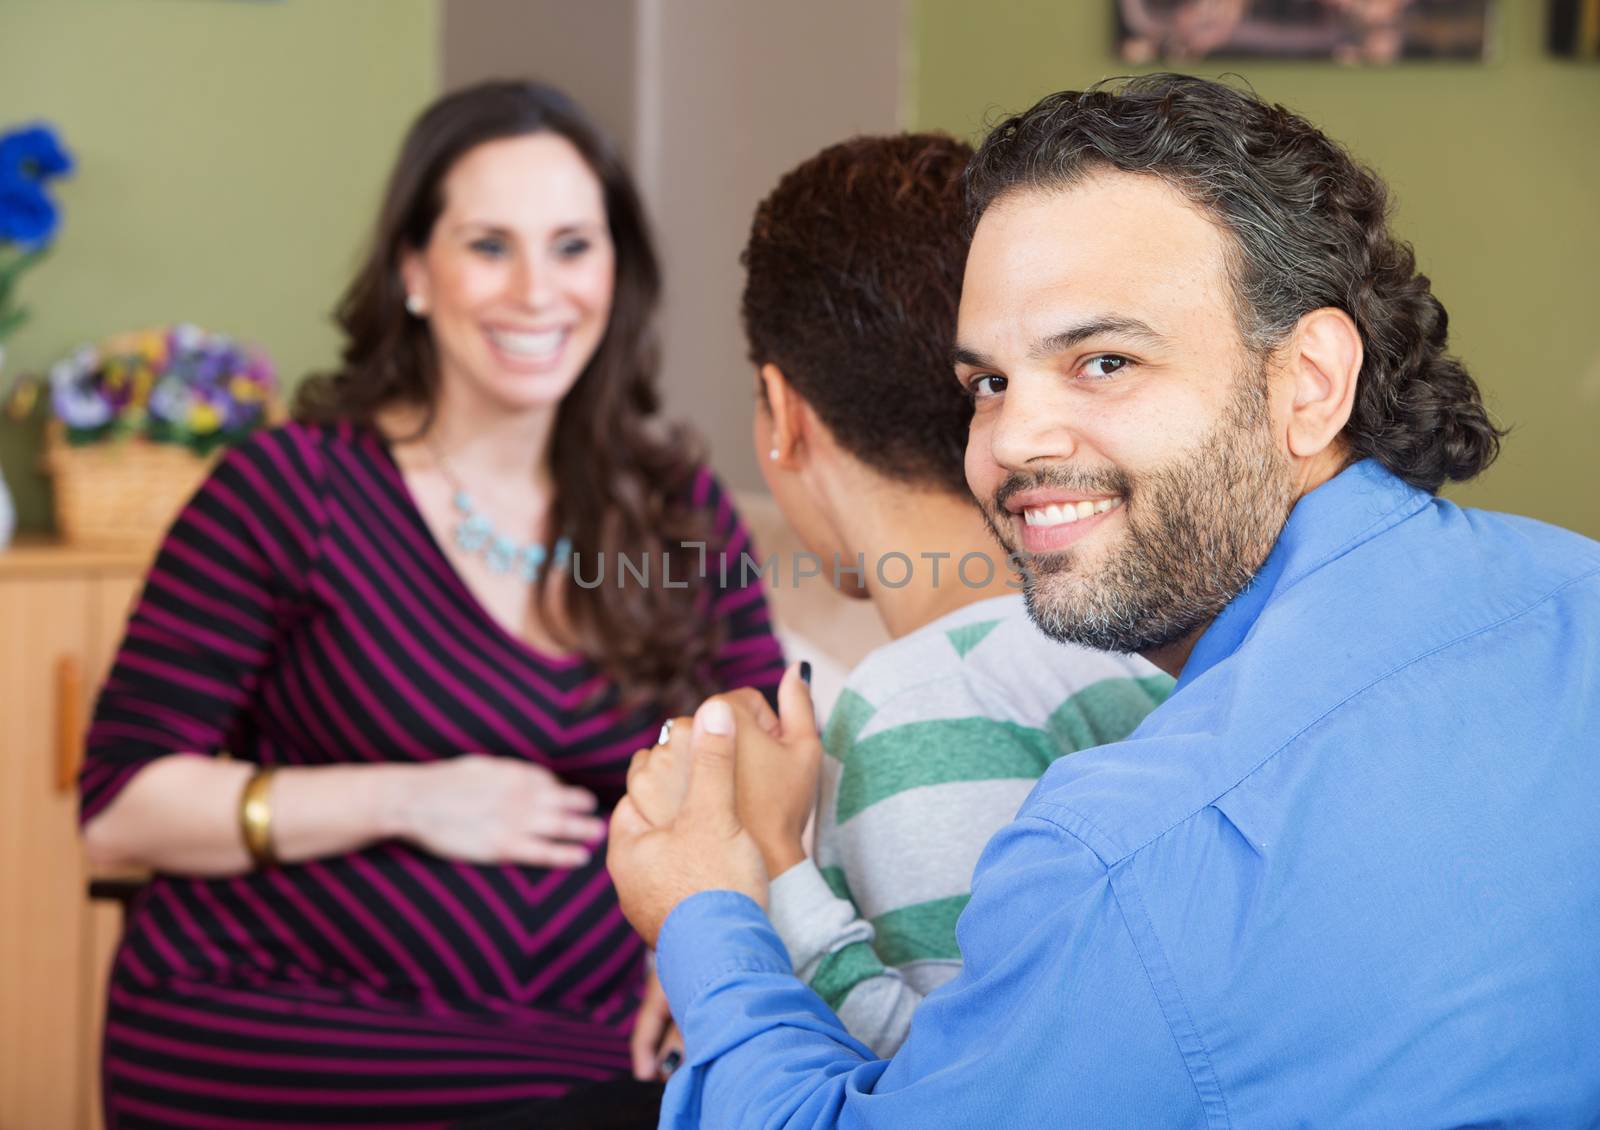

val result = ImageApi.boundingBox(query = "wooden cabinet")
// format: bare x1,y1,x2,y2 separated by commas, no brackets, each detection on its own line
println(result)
0,543,146,1130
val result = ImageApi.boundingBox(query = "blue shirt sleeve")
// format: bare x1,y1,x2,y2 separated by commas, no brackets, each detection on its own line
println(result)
655,817,1208,1129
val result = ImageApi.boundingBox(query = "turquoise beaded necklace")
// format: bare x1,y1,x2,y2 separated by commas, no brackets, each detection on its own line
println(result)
433,447,571,584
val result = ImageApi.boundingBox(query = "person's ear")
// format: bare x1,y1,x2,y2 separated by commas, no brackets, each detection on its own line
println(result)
1284,307,1361,460
400,250,430,316
759,363,809,470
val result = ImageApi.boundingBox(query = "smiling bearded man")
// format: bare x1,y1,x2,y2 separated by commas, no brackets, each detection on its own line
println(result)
606,74,1600,1129
983,354,1292,656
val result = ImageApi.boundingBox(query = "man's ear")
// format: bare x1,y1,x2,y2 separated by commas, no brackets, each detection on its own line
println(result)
1284,307,1362,460
759,362,809,469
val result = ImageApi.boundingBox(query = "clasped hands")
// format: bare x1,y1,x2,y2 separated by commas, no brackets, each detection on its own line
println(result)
613,661,820,1078
609,661,822,948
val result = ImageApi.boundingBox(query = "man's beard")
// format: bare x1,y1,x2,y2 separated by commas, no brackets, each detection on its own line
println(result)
982,366,1296,656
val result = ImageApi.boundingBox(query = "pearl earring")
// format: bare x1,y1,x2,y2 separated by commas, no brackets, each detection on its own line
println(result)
769,447,780,462
405,294,425,317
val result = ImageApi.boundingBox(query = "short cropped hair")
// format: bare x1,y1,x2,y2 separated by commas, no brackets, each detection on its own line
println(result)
965,74,1503,494
741,133,975,495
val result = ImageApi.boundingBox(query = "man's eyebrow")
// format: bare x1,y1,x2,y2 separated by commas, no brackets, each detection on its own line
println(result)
951,345,993,369
951,318,1167,371
1029,317,1167,360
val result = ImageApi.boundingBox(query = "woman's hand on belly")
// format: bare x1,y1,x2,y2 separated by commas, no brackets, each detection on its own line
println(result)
385,755,606,868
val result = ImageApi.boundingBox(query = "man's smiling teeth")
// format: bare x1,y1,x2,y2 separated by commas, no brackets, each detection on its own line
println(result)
489,328,566,359
1022,498,1122,527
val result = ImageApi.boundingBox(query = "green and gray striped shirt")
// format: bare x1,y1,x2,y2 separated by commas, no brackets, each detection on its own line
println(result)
767,594,1172,1056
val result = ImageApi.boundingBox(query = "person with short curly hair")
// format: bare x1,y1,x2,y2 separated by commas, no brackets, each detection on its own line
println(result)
740,133,977,498
608,74,1600,1128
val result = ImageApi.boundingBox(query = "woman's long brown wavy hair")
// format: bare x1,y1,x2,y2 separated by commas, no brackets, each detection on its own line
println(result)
295,80,722,716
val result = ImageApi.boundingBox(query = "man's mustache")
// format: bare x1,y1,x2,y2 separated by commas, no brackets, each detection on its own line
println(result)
991,465,1133,516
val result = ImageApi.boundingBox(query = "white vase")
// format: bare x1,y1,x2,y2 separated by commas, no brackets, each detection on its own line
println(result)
0,460,13,551
0,342,14,549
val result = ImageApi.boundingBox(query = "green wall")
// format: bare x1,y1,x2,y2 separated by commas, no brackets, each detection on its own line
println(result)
912,1,1600,538
0,0,437,532
4,3,1592,539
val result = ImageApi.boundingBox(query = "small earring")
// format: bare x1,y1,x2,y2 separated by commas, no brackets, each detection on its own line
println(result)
405,294,425,317
768,447,780,462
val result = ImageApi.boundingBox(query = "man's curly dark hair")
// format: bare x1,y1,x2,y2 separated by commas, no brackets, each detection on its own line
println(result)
965,73,1503,494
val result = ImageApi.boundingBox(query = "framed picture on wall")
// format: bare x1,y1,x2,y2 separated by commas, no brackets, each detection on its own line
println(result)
1114,0,1495,65
1549,0,1600,56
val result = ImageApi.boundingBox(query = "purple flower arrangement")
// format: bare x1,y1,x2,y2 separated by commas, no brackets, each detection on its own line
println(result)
49,324,277,456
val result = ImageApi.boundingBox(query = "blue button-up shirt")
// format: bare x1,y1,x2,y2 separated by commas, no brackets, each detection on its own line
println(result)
654,461,1600,1128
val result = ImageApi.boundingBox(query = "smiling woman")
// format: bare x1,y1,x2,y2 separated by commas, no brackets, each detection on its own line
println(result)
77,82,784,1129
398,132,615,417
293,83,719,698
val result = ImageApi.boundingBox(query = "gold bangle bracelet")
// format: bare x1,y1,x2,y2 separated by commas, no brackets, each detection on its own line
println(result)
239,767,278,869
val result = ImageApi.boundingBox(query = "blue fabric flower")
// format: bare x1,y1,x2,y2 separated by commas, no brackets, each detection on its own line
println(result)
0,172,59,247
0,124,71,249
0,124,74,183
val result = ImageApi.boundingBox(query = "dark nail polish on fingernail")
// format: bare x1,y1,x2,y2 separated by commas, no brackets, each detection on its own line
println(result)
659,1050,683,1075
799,661,812,686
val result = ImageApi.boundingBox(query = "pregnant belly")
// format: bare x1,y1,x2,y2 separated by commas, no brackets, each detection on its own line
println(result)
117,842,644,1018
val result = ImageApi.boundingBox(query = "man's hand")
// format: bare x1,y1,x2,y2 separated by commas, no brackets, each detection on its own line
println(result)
729,663,823,876
608,699,768,947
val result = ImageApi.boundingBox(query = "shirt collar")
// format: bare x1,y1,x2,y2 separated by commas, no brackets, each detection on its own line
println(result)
1173,459,1431,691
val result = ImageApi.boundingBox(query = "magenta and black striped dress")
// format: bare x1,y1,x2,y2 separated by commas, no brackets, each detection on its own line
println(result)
79,421,785,1129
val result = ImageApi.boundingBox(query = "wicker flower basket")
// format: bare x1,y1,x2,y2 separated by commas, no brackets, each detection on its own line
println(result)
45,420,219,551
